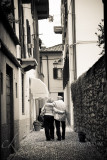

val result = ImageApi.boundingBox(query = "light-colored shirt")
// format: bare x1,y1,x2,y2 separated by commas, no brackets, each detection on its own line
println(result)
41,102,65,117
41,103,54,116
53,100,67,121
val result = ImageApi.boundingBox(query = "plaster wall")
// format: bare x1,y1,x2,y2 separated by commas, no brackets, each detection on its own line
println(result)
42,54,63,100
75,0,103,78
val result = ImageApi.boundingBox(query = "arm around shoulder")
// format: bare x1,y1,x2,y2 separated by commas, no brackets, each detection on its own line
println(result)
53,107,65,114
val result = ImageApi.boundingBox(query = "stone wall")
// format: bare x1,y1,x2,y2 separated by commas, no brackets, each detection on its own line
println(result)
71,55,107,157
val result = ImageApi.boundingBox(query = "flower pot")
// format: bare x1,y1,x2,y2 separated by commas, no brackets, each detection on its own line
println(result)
78,131,86,142
33,121,42,131
34,124,41,131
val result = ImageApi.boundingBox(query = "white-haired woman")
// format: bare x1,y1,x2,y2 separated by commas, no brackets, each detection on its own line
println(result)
41,97,54,141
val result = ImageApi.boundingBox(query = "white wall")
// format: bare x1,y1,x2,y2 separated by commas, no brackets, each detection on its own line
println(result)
75,0,103,78
63,0,103,130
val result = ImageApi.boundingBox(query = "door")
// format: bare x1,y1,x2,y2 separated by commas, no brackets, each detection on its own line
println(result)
6,65,14,155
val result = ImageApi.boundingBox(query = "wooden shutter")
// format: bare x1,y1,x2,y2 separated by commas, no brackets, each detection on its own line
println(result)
26,19,31,56
26,19,31,44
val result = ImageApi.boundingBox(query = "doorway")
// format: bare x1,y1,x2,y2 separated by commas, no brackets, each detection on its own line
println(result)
6,64,14,154
58,92,64,100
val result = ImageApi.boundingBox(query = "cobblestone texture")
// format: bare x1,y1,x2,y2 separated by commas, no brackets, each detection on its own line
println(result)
8,127,106,160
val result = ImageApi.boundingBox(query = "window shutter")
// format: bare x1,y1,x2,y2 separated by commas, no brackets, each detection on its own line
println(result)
26,19,31,56
53,68,57,79
26,19,31,44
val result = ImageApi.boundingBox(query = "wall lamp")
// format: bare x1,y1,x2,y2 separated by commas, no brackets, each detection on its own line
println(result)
53,60,58,68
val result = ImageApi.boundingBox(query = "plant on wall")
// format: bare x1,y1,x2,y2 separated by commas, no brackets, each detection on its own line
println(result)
95,19,105,55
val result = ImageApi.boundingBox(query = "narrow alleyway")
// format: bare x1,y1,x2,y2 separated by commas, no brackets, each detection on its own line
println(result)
7,125,106,160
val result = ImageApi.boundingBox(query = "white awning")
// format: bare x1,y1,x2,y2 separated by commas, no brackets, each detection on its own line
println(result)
30,78,49,100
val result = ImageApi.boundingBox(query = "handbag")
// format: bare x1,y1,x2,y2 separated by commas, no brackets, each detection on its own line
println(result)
38,115,44,128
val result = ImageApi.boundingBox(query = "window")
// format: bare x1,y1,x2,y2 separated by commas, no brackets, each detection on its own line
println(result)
53,68,63,79
1,0,15,29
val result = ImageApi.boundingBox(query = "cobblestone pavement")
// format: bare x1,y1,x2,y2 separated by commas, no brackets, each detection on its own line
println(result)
9,127,106,160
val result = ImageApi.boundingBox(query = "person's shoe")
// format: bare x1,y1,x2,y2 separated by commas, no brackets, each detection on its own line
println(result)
62,136,65,140
57,138,61,141
46,138,50,141
51,138,54,141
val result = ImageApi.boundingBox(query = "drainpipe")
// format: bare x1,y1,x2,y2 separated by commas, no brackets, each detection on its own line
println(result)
72,0,77,80
46,56,50,92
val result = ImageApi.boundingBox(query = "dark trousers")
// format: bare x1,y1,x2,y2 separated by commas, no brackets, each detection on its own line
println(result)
44,115,54,140
55,119,66,140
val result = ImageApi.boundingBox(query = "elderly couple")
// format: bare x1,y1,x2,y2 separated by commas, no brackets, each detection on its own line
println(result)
41,96,67,141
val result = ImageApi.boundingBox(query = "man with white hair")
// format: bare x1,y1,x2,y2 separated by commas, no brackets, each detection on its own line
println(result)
53,96,67,141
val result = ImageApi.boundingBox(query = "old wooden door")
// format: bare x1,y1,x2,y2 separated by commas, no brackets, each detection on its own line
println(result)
6,65,14,155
